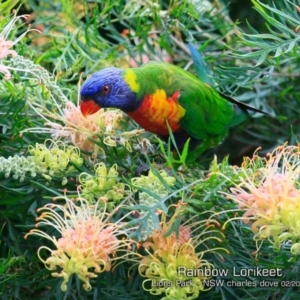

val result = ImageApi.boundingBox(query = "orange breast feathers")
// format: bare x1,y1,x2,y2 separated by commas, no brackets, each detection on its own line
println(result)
127,89,186,136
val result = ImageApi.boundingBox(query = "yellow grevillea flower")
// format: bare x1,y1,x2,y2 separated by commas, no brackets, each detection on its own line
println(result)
25,195,132,291
132,169,176,206
29,139,82,178
0,139,82,183
223,144,300,254
78,162,126,209
139,202,228,299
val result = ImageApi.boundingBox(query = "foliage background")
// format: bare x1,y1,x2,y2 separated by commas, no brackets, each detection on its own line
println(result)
0,0,300,299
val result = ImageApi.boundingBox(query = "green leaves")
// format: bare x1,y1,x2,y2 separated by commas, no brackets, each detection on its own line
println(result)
236,0,300,65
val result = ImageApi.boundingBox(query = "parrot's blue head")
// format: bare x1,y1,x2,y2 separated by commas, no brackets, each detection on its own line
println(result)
80,67,139,116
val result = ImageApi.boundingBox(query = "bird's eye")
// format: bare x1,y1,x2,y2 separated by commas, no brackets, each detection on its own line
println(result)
101,85,111,95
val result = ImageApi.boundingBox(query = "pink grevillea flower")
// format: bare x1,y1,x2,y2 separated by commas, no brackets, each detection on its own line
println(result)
22,100,148,158
46,101,122,157
47,102,148,155
0,12,39,80
138,202,228,300
222,144,300,254
25,194,132,291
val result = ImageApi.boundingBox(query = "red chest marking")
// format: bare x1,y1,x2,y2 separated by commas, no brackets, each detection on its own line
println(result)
127,89,185,135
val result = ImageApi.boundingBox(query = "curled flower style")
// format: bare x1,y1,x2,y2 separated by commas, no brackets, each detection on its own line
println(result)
25,195,132,292
138,202,228,299
222,144,300,254
29,139,83,183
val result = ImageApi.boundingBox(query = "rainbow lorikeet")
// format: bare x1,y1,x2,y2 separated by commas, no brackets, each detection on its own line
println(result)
80,62,267,160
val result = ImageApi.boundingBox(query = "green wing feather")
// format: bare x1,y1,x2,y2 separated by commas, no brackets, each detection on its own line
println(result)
137,62,235,138
134,61,267,158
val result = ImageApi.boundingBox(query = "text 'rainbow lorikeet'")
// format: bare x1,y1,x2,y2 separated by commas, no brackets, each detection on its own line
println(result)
80,62,268,160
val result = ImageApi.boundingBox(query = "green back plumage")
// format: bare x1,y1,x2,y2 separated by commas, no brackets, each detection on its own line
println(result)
133,61,250,141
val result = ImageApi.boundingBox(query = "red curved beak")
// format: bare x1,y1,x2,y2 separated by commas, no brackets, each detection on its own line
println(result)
80,100,101,117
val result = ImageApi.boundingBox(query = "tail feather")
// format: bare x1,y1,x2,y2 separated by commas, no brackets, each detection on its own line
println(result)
220,92,270,115
218,91,271,127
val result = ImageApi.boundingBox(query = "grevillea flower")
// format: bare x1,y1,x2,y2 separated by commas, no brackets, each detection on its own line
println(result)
29,139,83,184
0,139,82,183
46,102,125,153
22,100,150,158
25,194,132,292
0,155,37,182
132,169,176,206
138,202,228,299
0,12,39,80
78,162,127,209
222,144,300,254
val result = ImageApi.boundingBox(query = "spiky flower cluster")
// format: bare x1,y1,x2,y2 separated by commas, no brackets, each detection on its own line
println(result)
78,162,126,209
0,155,37,182
45,102,125,156
24,100,149,158
25,195,132,292
28,139,83,184
139,203,227,300
224,144,300,254
132,169,176,206
0,140,82,183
